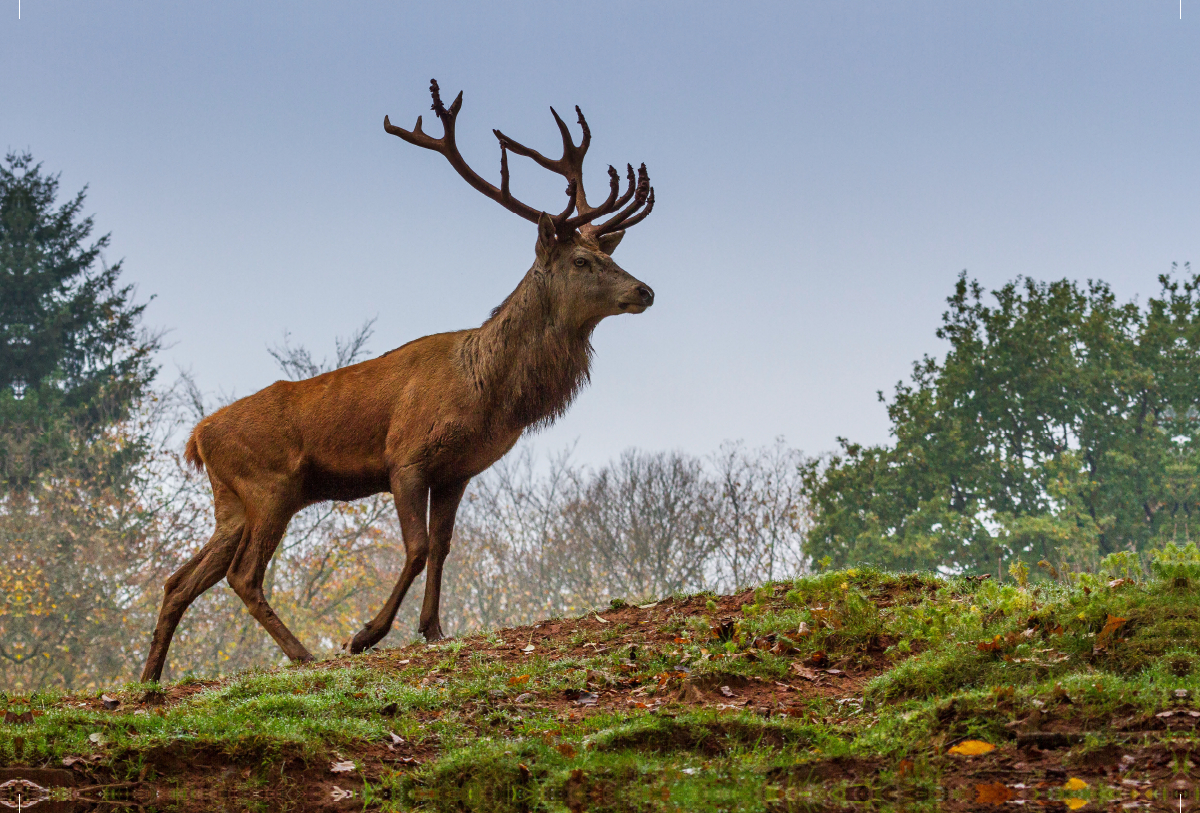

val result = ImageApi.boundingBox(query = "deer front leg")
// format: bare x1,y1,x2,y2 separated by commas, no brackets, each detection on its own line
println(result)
418,478,470,642
347,469,430,654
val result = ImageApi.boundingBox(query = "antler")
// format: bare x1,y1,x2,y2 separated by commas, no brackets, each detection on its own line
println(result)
385,80,653,238
494,104,652,237
384,80,546,224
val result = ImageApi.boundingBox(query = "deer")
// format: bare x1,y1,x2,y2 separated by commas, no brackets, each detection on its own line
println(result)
139,80,656,682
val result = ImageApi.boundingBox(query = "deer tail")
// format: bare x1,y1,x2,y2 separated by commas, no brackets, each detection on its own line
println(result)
184,428,205,472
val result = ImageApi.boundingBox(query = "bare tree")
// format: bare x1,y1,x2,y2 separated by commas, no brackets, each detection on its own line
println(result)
709,439,810,591
562,450,716,603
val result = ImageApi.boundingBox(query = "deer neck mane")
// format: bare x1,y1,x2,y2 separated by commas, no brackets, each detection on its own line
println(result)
460,266,594,431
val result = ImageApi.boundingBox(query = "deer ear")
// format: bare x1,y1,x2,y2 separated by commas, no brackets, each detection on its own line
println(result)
597,230,625,255
536,212,558,260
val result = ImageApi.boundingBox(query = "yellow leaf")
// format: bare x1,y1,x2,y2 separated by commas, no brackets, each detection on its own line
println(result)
1064,799,1088,810
948,740,995,756
1063,777,1088,790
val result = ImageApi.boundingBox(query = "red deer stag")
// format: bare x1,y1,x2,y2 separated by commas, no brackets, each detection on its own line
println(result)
140,80,655,681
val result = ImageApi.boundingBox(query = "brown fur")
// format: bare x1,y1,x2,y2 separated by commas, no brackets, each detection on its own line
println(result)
139,223,653,681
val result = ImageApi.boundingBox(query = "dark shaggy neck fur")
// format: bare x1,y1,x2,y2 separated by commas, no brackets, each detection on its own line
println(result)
458,266,594,432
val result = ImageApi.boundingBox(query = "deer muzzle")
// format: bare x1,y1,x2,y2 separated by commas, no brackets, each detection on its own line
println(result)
618,284,655,313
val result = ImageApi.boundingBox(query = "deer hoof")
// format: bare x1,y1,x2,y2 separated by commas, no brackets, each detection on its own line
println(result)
348,628,376,654
422,625,445,643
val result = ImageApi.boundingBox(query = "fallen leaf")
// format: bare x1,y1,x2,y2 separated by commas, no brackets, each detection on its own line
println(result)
975,783,1014,804
948,739,995,756
522,643,536,652
1064,799,1088,810
791,663,819,681
557,742,577,758
101,694,120,710
1063,777,1088,790
638,602,659,609
719,685,735,697
330,760,356,773
824,668,844,675
388,731,404,745
977,635,1003,654
88,732,105,746
515,692,536,703
575,691,599,706
509,674,531,686
594,614,610,624
896,758,914,777
1094,615,1127,649
805,650,829,668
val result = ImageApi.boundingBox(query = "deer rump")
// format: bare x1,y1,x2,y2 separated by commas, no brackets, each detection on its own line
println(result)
139,80,655,682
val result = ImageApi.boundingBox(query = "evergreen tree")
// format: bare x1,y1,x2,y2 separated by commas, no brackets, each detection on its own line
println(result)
0,153,162,691
0,151,157,485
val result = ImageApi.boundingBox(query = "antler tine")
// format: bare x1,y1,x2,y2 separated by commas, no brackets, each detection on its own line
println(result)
574,105,592,155
384,79,544,224
590,163,652,235
551,179,579,230
495,104,594,215
498,142,513,206
564,164,621,231
612,187,654,231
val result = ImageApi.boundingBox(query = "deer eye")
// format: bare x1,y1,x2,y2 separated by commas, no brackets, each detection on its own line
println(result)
573,257,587,268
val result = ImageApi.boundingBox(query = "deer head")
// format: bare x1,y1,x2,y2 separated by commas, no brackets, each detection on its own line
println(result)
384,80,655,333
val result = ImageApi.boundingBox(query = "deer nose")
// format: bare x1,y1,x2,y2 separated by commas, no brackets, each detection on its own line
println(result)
636,285,655,306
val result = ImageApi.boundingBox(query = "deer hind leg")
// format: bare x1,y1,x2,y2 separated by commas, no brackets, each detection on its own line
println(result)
347,469,430,654
418,479,469,642
141,482,245,682
226,509,314,664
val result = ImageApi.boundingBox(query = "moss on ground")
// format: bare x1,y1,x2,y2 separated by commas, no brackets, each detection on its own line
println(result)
2,565,1198,811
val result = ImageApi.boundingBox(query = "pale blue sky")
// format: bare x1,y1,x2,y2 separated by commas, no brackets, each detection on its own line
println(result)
3,2,1197,465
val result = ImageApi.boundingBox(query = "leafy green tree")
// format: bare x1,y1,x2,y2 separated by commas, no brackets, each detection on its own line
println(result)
803,267,1200,574
0,151,157,486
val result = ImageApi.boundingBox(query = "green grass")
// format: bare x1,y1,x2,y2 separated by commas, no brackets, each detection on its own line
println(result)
2,565,1198,811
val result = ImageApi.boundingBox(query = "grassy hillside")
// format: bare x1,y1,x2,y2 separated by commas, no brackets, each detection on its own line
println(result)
2,565,1198,811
